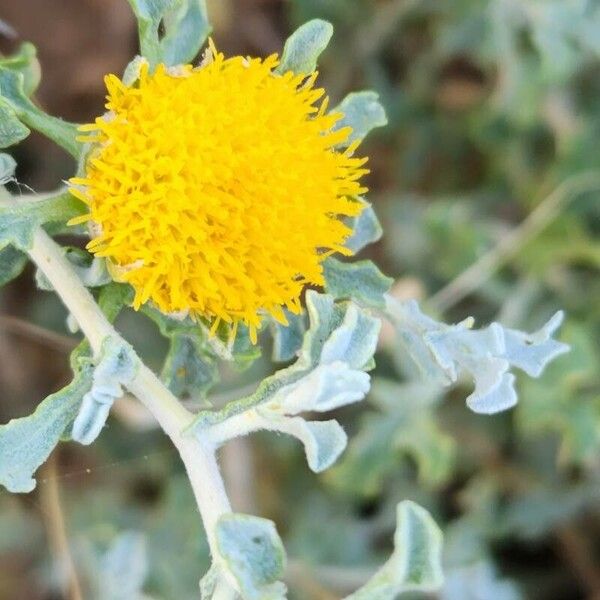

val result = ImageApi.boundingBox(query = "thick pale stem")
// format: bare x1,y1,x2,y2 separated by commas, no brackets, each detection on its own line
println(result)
27,227,232,564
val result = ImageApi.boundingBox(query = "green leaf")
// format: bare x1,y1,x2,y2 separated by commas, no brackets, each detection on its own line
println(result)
0,67,79,157
0,191,86,251
215,513,287,600
270,417,348,473
0,359,93,493
323,257,393,308
192,292,369,430
344,201,383,253
333,91,387,146
161,0,212,65
128,0,211,67
161,333,217,398
71,337,138,445
0,42,41,97
345,501,443,599
270,309,305,363
0,100,29,148
277,19,333,75
0,245,27,286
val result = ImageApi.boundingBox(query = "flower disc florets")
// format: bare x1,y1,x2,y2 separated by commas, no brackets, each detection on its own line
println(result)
70,43,368,341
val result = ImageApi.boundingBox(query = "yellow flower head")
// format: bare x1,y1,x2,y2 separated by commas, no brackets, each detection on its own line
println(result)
70,42,368,342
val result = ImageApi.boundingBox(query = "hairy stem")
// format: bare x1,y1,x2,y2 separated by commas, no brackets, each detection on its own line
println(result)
27,227,233,579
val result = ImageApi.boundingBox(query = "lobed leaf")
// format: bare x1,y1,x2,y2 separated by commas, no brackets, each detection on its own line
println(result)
270,309,305,363
345,501,443,599
323,257,392,309
0,191,86,252
215,513,287,600
0,100,29,148
344,201,383,253
161,333,217,399
0,359,93,493
332,91,387,146
161,0,211,65
386,297,570,414
0,66,79,157
71,337,138,445
277,19,333,75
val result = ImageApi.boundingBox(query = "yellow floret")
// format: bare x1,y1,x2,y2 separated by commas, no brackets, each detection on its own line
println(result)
70,43,368,342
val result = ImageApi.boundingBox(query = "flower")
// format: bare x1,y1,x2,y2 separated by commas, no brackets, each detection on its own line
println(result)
69,42,368,342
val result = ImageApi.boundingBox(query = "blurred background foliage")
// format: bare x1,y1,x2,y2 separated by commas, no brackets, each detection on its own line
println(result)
0,0,599,599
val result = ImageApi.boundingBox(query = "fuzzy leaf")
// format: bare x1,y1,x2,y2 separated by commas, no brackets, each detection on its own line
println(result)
277,19,333,75
319,302,381,369
0,361,93,493
333,91,387,145
193,293,375,429
161,333,217,398
0,100,29,147
0,67,79,156
345,501,443,599
215,513,287,600
0,42,41,97
161,0,211,65
71,338,138,445
344,201,383,253
270,310,305,363
0,191,86,251
323,257,392,309
273,417,348,473
0,245,27,286
386,297,569,414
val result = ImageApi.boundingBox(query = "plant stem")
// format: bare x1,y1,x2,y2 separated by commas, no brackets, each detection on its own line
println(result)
27,227,233,579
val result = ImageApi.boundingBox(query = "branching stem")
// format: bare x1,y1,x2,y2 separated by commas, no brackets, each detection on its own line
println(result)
27,226,235,596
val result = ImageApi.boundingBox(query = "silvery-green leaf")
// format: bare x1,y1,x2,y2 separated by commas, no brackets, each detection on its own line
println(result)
0,100,29,148
161,0,211,65
502,311,568,377
320,302,381,369
344,201,383,253
127,0,172,65
193,294,375,432
323,257,393,309
72,337,138,445
270,310,305,362
345,501,443,599
0,359,93,492
0,245,27,286
332,91,387,146
0,42,41,97
161,333,218,398
0,67,79,157
215,513,287,600
277,19,333,75
274,417,348,473
97,531,148,600
386,297,569,414
271,361,370,415
0,191,85,251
